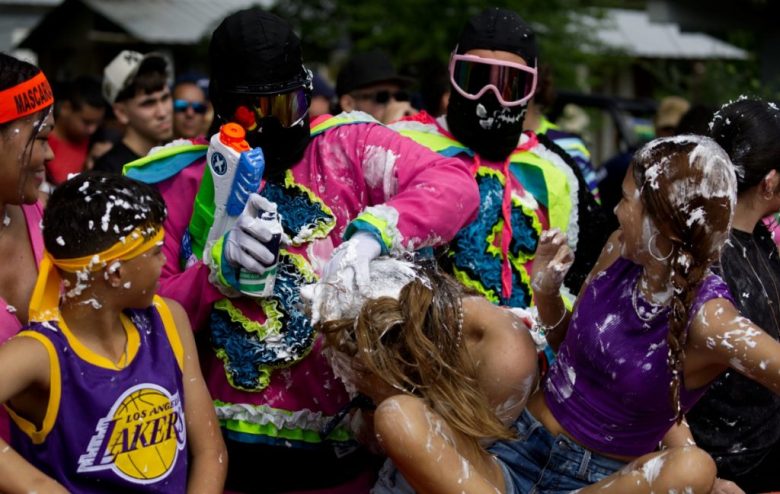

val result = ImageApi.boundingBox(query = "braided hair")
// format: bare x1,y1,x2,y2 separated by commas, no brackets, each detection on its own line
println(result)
632,135,736,421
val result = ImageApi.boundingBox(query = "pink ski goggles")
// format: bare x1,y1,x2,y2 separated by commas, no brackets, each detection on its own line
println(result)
449,53,537,107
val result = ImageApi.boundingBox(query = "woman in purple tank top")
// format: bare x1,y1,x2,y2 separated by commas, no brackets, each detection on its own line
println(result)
488,135,780,494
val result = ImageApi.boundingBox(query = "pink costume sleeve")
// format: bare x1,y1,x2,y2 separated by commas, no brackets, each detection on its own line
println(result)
154,159,223,332
355,123,479,249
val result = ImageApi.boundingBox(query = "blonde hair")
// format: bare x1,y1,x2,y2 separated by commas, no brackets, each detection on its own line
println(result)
319,262,514,442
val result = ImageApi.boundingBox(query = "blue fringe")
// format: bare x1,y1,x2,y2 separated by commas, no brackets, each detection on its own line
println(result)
210,256,315,391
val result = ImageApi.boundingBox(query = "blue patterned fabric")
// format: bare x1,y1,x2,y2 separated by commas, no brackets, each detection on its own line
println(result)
448,170,541,307
209,175,335,391
263,181,332,240
210,253,315,391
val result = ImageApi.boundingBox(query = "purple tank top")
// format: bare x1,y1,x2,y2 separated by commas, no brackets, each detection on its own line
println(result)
9,297,187,493
544,257,733,457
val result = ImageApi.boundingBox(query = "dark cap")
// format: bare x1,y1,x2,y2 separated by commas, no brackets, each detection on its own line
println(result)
456,7,537,66
209,8,308,94
336,50,414,96
312,73,335,100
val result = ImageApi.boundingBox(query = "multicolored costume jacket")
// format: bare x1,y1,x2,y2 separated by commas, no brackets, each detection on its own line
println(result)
537,116,605,202
391,112,607,306
123,112,478,466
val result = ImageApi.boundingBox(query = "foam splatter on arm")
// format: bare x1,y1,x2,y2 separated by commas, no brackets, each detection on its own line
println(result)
690,298,780,394
348,124,479,252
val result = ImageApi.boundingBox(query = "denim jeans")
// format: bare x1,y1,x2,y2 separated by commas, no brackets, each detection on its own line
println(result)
372,457,516,494
489,409,627,494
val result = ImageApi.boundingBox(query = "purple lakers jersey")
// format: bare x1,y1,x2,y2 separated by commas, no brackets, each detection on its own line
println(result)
7,296,188,493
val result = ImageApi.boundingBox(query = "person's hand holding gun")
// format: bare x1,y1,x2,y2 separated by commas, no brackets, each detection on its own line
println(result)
223,194,286,274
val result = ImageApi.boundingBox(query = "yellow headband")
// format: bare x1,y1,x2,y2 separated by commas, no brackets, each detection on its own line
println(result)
29,228,164,322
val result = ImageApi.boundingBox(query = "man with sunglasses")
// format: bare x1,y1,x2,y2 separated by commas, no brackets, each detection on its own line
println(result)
336,49,417,124
393,7,608,311
120,7,479,494
172,76,210,139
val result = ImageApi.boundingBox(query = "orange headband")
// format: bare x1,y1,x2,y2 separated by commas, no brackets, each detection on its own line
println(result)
0,72,53,125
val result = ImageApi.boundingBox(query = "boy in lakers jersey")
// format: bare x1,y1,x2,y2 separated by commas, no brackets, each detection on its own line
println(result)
0,173,226,493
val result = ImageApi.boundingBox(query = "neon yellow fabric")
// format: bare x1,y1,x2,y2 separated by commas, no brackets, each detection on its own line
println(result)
507,149,572,233
349,212,394,251
401,125,573,233
154,297,185,372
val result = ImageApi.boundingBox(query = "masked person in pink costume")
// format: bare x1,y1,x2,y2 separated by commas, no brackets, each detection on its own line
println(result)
0,54,53,442
122,8,479,494
391,8,609,315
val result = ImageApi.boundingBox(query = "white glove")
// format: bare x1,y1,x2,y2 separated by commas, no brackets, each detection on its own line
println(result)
323,232,382,290
305,232,382,326
223,194,287,274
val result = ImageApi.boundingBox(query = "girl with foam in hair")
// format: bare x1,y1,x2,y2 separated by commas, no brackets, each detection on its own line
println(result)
492,135,780,493
0,53,54,442
304,258,539,493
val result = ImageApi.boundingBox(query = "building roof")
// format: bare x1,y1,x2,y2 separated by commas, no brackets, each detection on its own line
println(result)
588,8,748,60
0,0,60,5
0,0,60,52
81,0,272,44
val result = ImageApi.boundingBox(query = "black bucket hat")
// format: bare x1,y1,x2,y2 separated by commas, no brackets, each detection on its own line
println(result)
336,49,414,97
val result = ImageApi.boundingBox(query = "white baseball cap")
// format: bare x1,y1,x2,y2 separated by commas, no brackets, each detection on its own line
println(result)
103,50,172,104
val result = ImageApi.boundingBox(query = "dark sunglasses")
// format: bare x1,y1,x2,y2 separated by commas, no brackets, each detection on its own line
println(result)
173,99,208,114
352,89,410,104
229,86,310,129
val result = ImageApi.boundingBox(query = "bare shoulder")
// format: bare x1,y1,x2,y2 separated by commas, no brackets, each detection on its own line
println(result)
160,296,186,318
0,333,52,400
687,297,749,369
159,297,192,333
688,297,742,342
462,296,536,363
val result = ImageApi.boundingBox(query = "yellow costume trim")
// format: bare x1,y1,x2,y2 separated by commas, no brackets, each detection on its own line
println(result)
283,170,337,245
29,228,165,322
452,266,498,304
214,298,284,339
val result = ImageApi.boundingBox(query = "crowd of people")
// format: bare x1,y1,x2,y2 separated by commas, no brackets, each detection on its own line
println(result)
0,5,778,494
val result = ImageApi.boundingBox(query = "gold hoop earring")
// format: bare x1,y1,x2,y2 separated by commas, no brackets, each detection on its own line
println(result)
648,232,673,262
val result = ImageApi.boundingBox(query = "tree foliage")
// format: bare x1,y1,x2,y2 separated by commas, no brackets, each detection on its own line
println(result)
270,0,609,91
269,0,764,105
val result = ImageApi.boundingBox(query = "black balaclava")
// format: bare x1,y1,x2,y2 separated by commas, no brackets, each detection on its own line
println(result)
447,7,537,162
209,8,311,179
